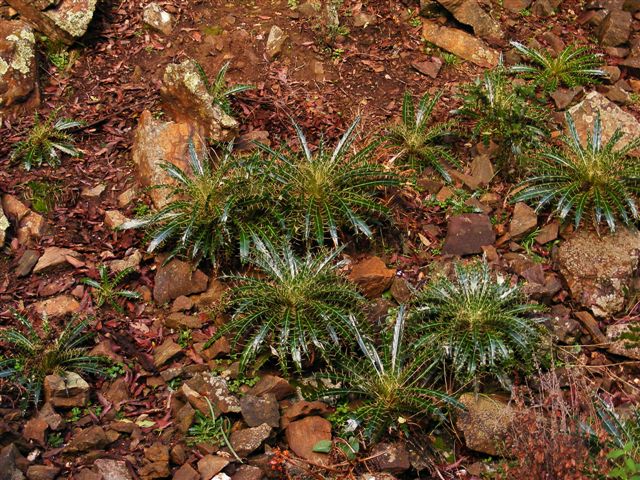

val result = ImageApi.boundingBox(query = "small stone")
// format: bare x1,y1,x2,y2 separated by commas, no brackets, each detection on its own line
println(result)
509,202,537,239
550,87,580,110
535,222,558,245
117,188,138,207
248,375,294,400
44,372,89,408
16,249,40,277
164,312,204,329
230,466,263,480
154,338,182,367
421,21,499,68
266,25,286,59
411,58,442,78
33,247,80,273
94,459,133,480
33,295,80,318
173,464,199,480
26,465,60,480
285,416,332,466
0,204,8,248
0,21,38,113
153,259,209,305
23,416,48,445
172,295,194,312
104,210,128,229
390,277,412,304
281,401,332,428
108,249,142,273
175,402,195,433
348,256,395,298
143,2,174,35
65,426,110,453
0,444,25,480
198,455,229,479
240,394,280,428
370,443,411,475
607,323,640,359
602,65,621,83
456,393,515,455
352,11,376,27
442,214,495,256
230,423,272,457
81,184,106,198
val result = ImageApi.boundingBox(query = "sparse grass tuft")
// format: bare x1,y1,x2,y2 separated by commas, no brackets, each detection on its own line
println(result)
510,41,605,91
195,61,255,115
384,91,459,182
0,313,107,405
11,110,83,171
514,111,640,232
81,265,141,312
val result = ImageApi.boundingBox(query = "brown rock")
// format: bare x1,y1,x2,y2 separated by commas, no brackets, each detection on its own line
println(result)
442,213,495,256
23,416,48,444
349,256,395,298
411,58,442,78
231,465,264,480
173,464,199,480
44,372,89,408
390,277,412,304
153,338,182,368
509,202,537,239
175,402,195,433
266,25,286,59
16,249,40,277
0,444,25,480
285,416,332,465
142,2,174,35
535,221,558,245
230,423,272,457
33,247,80,273
422,21,499,68
160,60,238,141
502,0,532,12
33,295,80,317
198,455,229,479
26,465,60,480
104,210,128,230
370,443,411,475
65,426,109,453
130,110,206,209
574,310,607,344
191,278,227,308
153,258,209,305
0,20,38,115
456,393,514,455
164,312,204,330
436,0,502,38
550,87,581,110
281,401,332,428
248,375,294,400
103,377,130,404
240,394,280,428
597,10,632,47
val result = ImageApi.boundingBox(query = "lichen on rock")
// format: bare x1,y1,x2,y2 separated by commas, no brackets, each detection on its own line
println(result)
45,0,97,38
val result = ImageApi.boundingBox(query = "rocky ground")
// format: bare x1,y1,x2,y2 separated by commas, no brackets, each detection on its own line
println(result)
1,0,640,479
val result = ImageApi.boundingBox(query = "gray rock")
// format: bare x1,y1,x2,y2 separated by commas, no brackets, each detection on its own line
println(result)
230,423,272,457
509,202,537,239
606,323,640,359
240,394,280,428
0,20,37,113
266,25,286,59
457,393,514,456
436,0,502,38
94,459,133,480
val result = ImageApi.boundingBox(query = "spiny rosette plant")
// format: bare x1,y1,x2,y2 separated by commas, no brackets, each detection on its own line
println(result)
455,65,548,174
384,90,459,181
0,313,107,404
411,260,543,389
257,116,399,247
510,41,605,91
209,234,366,373
195,61,255,115
513,112,640,232
319,307,459,440
120,142,273,265
81,265,141,312
11,109,83,171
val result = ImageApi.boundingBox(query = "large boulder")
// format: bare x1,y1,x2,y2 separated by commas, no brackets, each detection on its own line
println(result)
436,0,502,38
0,20,38,116
422,20,499,68
160,59,238,141
5,0,97,45
567,91,640,148
131,110,206,209
556,229,640,317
